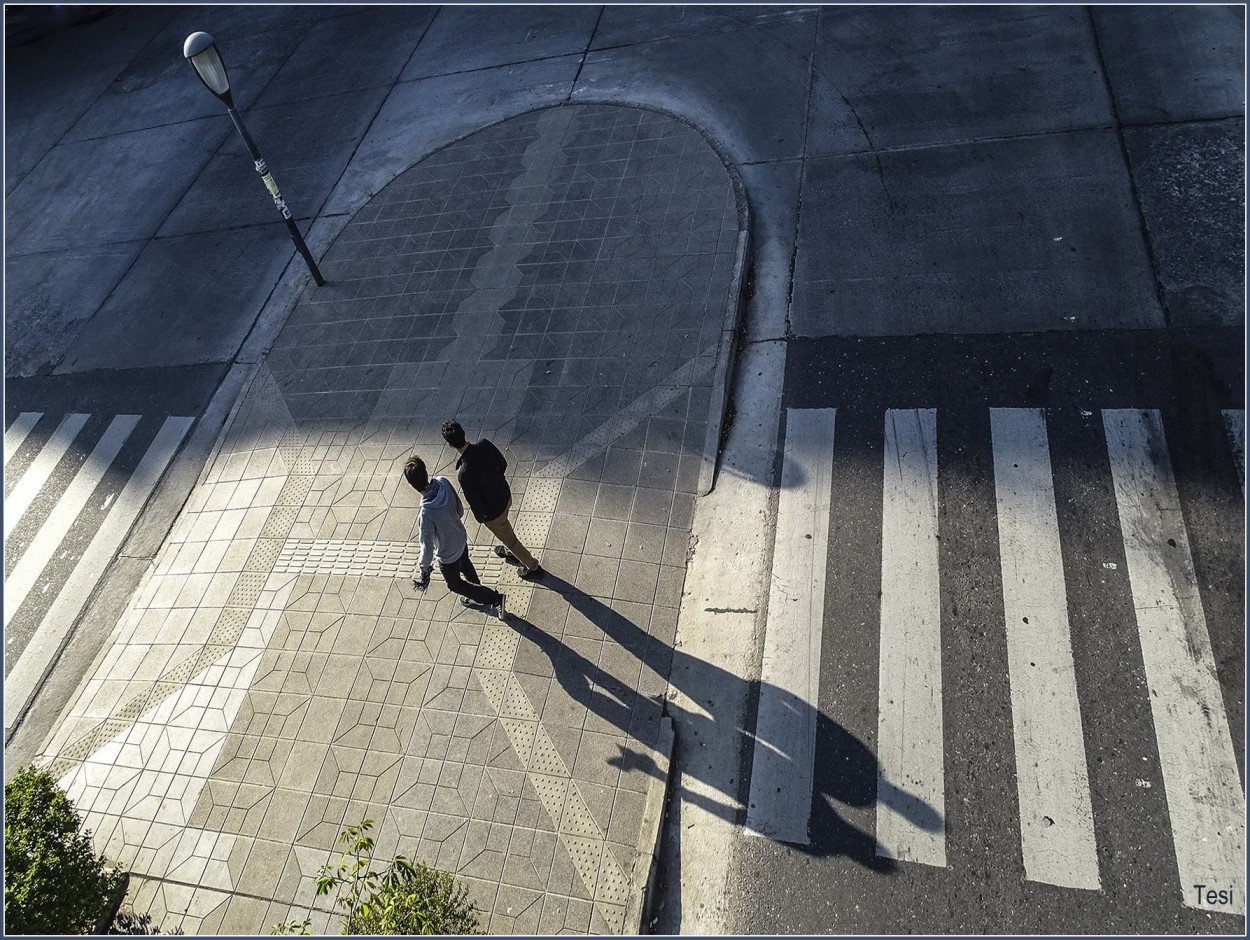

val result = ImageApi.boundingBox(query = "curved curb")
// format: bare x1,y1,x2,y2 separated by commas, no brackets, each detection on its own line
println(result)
625,716,674,934
697,218,752,498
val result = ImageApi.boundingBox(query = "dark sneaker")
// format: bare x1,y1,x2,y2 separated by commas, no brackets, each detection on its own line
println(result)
519,564,545,581
492,594,508,621
460,597,474,607
493,545,510,558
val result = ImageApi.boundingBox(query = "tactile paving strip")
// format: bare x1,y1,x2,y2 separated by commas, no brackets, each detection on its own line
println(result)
564,835,604,893
513,512,550,547
288,452,319,477
499,675,533,720
560,788,603,839
476,668,509,704
595,848,631,907
277,426,303,452
276,419,310,476
599,901,626,934
531,773,571,824
225,572,269,609
498,718,538,767
272,540,507,581
48,369,368,841
244,538,285,572
277,473,314,506
469,546,507,582
274,539,422,577
520,477,561,513
476,625,517,672
213,607,252,647
260,506,299,540
46,568,293,778
528,726,569,777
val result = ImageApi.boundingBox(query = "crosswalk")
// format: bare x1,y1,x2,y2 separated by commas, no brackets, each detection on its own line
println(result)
3,411,194,734
748,405,1245,916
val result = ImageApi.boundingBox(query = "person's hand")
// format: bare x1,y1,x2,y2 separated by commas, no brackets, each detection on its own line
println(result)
413,568,432,592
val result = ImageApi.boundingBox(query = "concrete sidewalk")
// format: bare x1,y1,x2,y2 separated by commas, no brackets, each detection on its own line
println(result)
36,103,746,934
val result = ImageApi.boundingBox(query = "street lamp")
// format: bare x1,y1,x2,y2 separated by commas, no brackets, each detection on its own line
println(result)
183,31,325,286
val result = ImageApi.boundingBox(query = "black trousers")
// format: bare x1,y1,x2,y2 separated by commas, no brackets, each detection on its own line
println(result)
440,548,502,607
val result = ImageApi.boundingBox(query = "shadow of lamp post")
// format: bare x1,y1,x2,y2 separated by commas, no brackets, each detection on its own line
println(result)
182,31,326,286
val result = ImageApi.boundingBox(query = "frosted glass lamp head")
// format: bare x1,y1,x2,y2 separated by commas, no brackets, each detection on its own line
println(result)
183,32,233,108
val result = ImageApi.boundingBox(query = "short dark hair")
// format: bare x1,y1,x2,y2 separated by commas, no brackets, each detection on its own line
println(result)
403,456,429,491
441,420,467,448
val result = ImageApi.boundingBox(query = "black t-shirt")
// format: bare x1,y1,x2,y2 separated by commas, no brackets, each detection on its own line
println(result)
455,439,511,523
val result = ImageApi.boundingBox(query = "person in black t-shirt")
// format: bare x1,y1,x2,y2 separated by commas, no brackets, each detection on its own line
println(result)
441,420,545,581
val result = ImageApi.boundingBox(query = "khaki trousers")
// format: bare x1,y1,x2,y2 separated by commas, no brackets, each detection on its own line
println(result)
483,497,538,571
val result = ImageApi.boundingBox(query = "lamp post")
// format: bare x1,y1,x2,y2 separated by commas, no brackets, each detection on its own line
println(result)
183,31,325,286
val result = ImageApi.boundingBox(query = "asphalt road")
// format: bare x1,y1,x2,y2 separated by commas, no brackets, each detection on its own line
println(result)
724,327,1244,934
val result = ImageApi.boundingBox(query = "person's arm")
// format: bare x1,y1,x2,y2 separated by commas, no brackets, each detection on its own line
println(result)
416,511,435,585
485,439,507,474
456,463,481,516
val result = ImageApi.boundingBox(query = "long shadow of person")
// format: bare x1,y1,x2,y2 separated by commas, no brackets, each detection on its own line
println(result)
507,574,942,873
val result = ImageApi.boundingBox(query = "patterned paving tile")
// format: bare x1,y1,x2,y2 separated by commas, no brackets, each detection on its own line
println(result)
36,102,740,937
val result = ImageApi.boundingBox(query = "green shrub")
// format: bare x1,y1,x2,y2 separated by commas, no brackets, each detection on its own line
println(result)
109,909,184,935
343,862,480,936
4,765,124,935
273,819,481,936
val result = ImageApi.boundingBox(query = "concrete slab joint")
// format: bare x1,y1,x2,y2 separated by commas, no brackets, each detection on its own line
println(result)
33,101,749,936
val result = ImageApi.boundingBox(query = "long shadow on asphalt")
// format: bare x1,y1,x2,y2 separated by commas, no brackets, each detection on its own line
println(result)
508,573,942,871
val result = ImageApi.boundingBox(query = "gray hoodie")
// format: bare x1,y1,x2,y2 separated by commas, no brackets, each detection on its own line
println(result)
418,476,468,570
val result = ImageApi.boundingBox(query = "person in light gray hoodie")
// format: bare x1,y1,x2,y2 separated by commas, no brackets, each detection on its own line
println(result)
404,455,506,618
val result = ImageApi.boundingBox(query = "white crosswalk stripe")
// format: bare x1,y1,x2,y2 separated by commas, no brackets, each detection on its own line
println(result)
752,404,1244,912
876,408,946,868
990,408,1098,890
4,415,141,626
3,412,195,733
1103,409,1245,916
5,413,89,538
746,407,835,844
4,411,42,466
